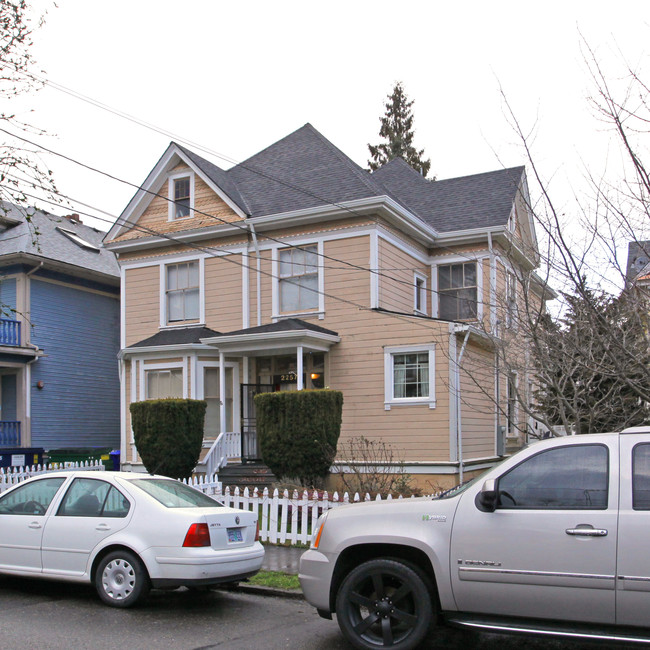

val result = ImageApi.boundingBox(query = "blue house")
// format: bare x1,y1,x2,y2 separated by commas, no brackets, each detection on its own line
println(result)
0,203,120,459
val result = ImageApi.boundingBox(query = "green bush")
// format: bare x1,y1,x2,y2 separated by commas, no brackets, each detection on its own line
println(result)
255,389,343,485
130,398,206,479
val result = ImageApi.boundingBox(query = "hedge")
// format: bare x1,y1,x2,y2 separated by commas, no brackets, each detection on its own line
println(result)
255,389,343,485
130,398,206,479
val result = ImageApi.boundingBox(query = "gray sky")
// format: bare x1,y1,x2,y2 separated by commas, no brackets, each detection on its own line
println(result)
10,0,650,237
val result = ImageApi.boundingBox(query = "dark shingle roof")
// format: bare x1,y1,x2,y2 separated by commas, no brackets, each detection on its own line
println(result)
0,203,119,279
164,124,523,235
215,318,338,339
128,326,221,348
372,159,524,232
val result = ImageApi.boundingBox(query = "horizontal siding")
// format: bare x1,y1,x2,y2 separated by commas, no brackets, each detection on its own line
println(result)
0,277,17,315
30,278,120,450
204,255,243,331
125,265,160,346
378,238,429,314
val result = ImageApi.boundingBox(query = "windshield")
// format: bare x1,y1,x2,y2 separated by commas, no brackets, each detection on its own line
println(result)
130,479,224,508
435,455,513,500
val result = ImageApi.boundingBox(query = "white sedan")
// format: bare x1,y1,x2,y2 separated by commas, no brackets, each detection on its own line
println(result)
0,470,264,607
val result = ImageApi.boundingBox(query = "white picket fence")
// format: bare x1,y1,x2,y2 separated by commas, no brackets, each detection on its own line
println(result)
0,460,105,492
185,474,431,546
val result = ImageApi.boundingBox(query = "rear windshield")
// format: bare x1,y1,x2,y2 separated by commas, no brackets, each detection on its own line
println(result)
130,479,224,508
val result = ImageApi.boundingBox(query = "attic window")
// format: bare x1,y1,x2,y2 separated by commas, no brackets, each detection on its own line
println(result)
168,171,195,220
56,227,100,252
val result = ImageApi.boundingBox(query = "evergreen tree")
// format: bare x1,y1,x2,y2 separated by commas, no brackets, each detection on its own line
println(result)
368,82,432,177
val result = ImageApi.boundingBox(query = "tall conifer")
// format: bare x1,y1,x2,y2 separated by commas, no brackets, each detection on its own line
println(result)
368,82,432,177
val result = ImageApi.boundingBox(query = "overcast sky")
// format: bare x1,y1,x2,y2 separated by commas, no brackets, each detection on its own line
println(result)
9,0,650,238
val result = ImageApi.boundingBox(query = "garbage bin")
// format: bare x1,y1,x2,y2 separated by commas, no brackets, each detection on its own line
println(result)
109,449,120,471
46,447,112,469
0,447,44,468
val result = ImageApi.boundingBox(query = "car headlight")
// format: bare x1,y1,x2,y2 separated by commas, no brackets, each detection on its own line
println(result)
311,511,329,550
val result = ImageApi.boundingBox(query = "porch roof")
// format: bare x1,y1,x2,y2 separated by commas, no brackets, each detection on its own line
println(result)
201,318,340,355
125,326,221,353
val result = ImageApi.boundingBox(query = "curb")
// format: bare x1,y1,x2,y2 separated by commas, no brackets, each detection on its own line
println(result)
217,583,305,600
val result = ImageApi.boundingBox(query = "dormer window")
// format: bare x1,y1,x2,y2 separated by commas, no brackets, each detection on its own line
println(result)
168,172,194,220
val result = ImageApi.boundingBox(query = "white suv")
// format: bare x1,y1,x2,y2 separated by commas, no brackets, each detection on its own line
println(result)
299,427,650,649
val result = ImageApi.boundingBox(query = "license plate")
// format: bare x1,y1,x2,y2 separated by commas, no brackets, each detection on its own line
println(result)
227,528,243,543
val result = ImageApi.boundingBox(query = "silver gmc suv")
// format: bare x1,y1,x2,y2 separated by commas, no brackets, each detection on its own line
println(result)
299,427,650,649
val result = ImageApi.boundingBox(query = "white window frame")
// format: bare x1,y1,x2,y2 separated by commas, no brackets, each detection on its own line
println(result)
505,269,518,330
160,257,205,328
506,371,518,438
140,362,187,401
384,344,436,410
414,272,427,314
168,171,195,221
272,241,325,319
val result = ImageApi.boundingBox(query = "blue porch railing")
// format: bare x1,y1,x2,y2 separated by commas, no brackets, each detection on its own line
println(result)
0,421,21,447
0,318,20,346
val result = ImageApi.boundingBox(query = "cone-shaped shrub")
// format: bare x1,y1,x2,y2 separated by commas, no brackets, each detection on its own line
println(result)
130,398,206,479
255,389,342,485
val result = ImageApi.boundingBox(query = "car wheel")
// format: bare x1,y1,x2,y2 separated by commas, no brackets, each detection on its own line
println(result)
335,558,434,650
95,550,150,608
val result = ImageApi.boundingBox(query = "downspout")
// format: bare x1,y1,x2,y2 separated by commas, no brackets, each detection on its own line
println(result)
456,328,470,484
248,222,262,327
487,231,501,454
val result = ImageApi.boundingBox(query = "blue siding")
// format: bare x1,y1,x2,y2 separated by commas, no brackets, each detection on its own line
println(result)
0,277,17,316
30,279,120,449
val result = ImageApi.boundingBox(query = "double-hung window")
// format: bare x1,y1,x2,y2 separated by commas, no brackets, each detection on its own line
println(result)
168,172,194,220
438,261,477,320
166,262,199,322
279,245,319,313
384,344,435,409
414,273,427,314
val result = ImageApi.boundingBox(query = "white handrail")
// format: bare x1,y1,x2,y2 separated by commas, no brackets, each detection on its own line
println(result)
200,431,241,477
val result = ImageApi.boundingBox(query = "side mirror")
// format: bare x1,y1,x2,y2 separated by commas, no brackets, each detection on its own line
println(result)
476,478,498,512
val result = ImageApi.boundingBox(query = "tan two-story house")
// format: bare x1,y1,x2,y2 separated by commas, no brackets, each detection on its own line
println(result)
104,124,545,489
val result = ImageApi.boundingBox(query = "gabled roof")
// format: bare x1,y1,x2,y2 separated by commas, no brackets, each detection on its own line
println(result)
0,203,119,281
107,123,527,247
214,317,338,339
626,240,650,285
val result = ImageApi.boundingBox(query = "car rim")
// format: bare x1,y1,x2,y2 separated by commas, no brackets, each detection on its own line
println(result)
346,569,419,647
102,558,136,601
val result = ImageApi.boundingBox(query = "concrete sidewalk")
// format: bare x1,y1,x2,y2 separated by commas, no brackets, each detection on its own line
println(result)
261,544,305,575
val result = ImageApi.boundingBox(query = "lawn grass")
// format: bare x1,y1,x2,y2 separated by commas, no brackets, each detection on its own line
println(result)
248,570,301,591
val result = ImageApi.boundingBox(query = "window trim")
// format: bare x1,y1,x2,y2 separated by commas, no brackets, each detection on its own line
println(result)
384,344,436,410
272,242,325,319
414,272,428,315
168,171,195,221
432,255,484,321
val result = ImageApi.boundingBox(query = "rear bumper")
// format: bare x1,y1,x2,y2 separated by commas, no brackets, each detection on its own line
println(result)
141,542,264,585
299,548,335,612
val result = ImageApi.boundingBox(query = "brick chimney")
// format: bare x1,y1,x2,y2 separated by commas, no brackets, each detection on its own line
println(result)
64,213,82,224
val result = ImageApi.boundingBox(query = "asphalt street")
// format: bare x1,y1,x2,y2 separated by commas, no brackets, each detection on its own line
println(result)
0,575,641,650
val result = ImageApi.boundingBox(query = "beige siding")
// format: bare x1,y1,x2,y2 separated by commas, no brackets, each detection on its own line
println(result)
125,265,160,346
204,255,243,331
378,238,429,314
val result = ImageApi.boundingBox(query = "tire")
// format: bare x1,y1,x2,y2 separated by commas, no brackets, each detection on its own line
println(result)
95,550,150,608
335,558,434,650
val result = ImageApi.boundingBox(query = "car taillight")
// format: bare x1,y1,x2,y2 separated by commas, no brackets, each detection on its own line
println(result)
255,521,260,542
183,523,210,547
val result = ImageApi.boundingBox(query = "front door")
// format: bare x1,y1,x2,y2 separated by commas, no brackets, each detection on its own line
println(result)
240,384,274,462
450,440,618,624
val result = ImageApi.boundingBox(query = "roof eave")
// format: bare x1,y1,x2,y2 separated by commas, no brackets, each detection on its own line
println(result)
120,343,216,358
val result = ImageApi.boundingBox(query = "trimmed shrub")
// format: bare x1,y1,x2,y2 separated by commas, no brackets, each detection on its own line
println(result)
130,398,206,479
255,389,343,485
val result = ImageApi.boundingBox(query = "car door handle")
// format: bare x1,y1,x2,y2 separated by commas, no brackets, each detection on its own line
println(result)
566,527,608,537
96,524,111,531
28,522,42,529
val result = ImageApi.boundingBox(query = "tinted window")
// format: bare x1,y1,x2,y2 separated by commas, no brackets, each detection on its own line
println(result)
0,477,66,515
131,478,223,508
57,478,130,518
497,444,609,509
633,443,650,510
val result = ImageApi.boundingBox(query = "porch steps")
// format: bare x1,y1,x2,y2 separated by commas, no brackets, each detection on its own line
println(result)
217,462,277,491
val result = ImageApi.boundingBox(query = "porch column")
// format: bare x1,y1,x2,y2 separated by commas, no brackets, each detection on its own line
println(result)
297,346,304,390
219,351,227,433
